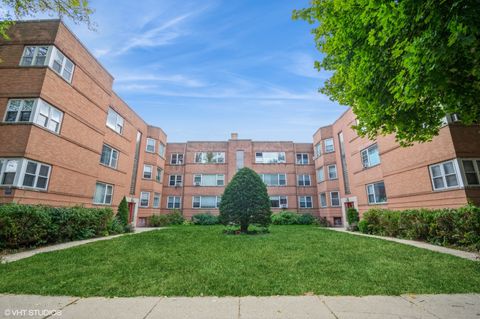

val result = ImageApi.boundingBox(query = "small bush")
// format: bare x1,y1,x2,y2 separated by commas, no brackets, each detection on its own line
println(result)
149,214,170,227
297,213,316,225
271,211,299,225
358,219,368,233
117,197,129,227
108,218,125,235
192,213,219,225
347,208,359,225
317,217,331,227
223,224,270,235
167,209,184,225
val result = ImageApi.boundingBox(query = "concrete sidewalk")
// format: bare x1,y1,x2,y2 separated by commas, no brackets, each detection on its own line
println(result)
1,228,161,264
328,228,480,261
0,294,479,319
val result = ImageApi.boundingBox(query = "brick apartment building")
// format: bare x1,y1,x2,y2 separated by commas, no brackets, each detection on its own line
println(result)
1,20,479,227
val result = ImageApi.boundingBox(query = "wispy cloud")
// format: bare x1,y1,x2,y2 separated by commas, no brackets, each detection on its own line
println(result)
115,73,207,88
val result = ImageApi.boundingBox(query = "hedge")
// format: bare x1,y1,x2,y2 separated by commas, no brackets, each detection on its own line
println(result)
359,205,480,251
0,204,118,250
271,212,317,225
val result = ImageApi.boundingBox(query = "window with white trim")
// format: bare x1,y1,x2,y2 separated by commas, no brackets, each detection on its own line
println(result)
261,173,286,186
296,153,309,165
146,138,156,153
429,160,460,191
20,46,75,83
270,196,288,208
366,181,387,204
153,192,161,208
255,152,286,164
330,191,340,206
106,108,124,134
328,164,338,180
140,192,150,207
100,144,119,169
193,174,225,186
297,174,311,186
461,159,480,186
156,167,163,183
20,46,51,66
171,153,184,165
192,196,221,209
361,144,380,168
194,152,225,164
0,158,51,190
299,196,313,208
319,193,327,207
317,167,325,182
143,165,153,179
324,138,334,153
314,143,322,157
4,99,63,134
169,175,183,186
159,143,166,157
93,182,113,205
167,196,181,209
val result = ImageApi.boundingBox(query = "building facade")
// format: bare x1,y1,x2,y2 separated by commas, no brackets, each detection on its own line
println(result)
1,20,479,227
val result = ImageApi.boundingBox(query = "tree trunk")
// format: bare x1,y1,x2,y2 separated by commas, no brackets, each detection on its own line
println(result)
240,223,248,233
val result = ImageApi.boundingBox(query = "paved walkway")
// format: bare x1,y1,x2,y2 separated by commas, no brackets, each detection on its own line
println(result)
328,228,480,261
1,228,161,264
0,294,479,319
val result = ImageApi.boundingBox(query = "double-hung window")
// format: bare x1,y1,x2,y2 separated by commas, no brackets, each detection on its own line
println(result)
0,158,51,190
167,196,181,209
20,46,75,83
192,196,220,209
143,165,153,179
314,143,322,157
319,193,327,207
4,99,63,134
461,159,480,186
261,173,286,186
169,175,183,186
193,174,225,186
20,46,50,66
324,138,334,153
93,182,113,205
156,167,163,183
100,144,119,169
366,181,387,204
170,153,184,165
361,144,380,168
299,196,313,208
328,164,338,180
429,160,460,191
140,192,150,207
158,143,166,157
297,174,311,186
153,193,161,208
317,167,325,182
51,48,74,82
146,138,156,153
106,108,124,134
270,196,288,208
194,152,225,164
330,192,340,206
255,152,286,164
296,153,309,165
4,99,35,122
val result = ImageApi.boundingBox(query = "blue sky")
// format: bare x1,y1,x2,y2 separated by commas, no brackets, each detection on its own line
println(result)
61,0,346,142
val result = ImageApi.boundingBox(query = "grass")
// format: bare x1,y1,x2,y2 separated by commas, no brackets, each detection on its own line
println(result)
0,225,479,297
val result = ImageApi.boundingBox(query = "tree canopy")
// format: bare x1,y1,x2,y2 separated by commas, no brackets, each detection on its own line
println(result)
1,0,94,39
293,0,480,145
219,167,272,233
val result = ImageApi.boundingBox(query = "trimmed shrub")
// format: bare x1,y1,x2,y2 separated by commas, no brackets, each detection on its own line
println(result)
271,211,299,225
149,214,170,227
298,213,316,225
0,204,116,250
359,205,480,251
117,197,129,227
192,213,219,225
167,209,184,225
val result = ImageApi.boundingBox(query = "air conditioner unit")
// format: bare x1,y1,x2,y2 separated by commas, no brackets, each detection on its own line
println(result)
194,182,201,186
450,113,461,122
175,182,182,188
280,204,288,209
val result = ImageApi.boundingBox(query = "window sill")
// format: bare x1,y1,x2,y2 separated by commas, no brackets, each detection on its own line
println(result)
367,202,388,205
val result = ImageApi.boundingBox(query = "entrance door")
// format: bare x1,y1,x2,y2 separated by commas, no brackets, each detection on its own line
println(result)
344,201,354,209
128,202,135,224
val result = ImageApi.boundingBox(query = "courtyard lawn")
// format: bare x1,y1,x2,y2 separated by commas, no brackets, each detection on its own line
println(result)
0,225,479,297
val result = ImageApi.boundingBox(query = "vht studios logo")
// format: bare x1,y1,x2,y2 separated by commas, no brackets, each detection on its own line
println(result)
4,308,62,317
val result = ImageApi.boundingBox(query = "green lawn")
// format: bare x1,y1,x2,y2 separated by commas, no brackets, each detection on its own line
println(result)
0,225,479,297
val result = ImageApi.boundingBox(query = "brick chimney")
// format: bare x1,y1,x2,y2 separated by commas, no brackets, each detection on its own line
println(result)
231,132,238,140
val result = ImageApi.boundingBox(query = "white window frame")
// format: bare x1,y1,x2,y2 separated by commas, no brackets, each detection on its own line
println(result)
194,152,225,164
330,191,340,207
361,144,380,168
324,138,334,153
319,193,327,207
170,153,184,165
261,173,287,186
93,182,114,205
156,167,163,183
153,192,161,208
297,174,311,186
192,196,221,209
146,138,156,153
143,164,153,179
0,158,51,190
19,45,52,67
169,175,183,187
193,174,225,186
158,143,166,157
327,164,338,180
167,196,181,209
314,142,322,157
20,46,75,83
296,153,309,165
317,167,325,182
106,108,124,135
270,196,288,208
429,160,463,191
140,191,150,207
366,181,388,204
299,196,313,209
460,159,480,186
255,152,286,164
100,144,119,169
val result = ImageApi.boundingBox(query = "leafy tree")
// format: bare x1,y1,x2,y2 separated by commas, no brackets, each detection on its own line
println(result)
219,167,272,233
117,196,129,227
293,0,480,146
1,0,94,40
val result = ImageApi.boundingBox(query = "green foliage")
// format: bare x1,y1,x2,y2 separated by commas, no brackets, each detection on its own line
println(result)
116,197,129,227
317,216,331,227
293,0,480,145
272,211,299,225
297,213,317,225
192,213,219,225
223,224,270,235
149,214,170,227
167,209,185,225
359,205,480,251
107,218,125,235
219,167,272,232
0,204,115,250
0,0,95,40
346,208,359,225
